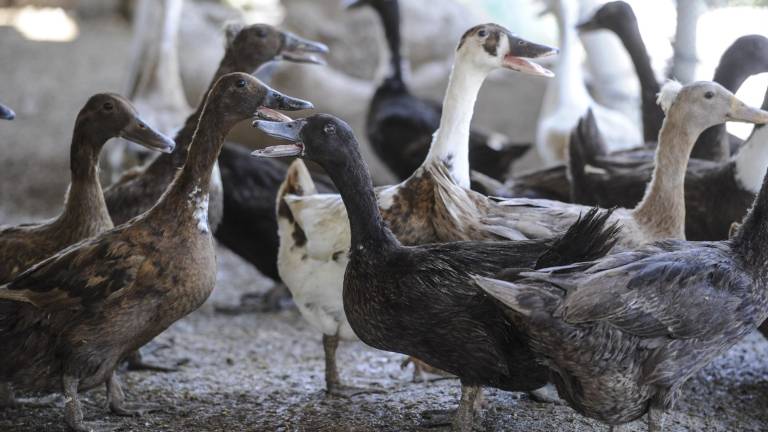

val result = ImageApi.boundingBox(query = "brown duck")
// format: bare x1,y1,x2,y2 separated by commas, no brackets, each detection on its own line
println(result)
0,93,173,285
0,73,311,432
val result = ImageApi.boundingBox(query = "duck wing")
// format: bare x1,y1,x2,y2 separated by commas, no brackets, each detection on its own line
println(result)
551,242,746,340
0,230,147,312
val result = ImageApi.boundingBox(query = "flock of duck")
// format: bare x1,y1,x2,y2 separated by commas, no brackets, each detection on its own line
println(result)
3,0,768,431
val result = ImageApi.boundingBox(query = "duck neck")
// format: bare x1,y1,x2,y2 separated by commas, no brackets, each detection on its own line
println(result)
424,58,488,187
631,112,693,238
550,1,591,107
151,97,232,231
612,18,662,141
326,146,396,253
58,119,109,226
735,124,768,194
733,166,768,274
373,1,404,82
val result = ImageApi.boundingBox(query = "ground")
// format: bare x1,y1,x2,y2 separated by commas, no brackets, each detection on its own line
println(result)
0,6,768,432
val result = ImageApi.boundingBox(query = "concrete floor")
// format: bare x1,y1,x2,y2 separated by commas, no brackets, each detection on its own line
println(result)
0,8,767,432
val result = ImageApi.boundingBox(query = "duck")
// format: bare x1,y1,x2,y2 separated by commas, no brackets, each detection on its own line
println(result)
535,0,642,166
252,113,619,431
0,94,174,286
484,31,768,201
475,165,768,431
578,3,768,161
0,102,15,120
569,82,768,241
0,73,311,432
266,24,558,396
102,0,190,184
346,0,530,181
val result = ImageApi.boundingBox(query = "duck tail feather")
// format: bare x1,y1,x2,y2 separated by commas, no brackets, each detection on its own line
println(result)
278,159,316,201
568,109,603,204
535,207,620,269
474,276,534,316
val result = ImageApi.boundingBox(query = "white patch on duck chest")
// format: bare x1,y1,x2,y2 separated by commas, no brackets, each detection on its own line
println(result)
735,125,768,194
188,186,210,233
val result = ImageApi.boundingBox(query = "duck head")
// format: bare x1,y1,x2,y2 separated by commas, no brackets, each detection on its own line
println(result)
577,1,636,34
224,22,329,70
0,102,15,120
78,94,175,153
715,35,768,90
659,81,768,136
206,72,313,127
251,114,356,170
455,23,557,78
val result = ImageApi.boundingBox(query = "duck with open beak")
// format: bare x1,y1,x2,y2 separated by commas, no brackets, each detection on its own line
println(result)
497,28,558,78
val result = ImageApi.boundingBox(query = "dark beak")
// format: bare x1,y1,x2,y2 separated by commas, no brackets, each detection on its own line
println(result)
279,31,329,65
576,16,601,33
261,85,315,113
120,118,176,154
503,33,558,78
343,0,369,9
250,118,307,158
0,102,15,120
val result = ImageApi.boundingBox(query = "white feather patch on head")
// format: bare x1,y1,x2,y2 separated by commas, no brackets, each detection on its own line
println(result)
657,80,683,114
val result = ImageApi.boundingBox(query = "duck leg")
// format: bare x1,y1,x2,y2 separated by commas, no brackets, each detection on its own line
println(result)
420,384,483,430
124,349,185,373
106,373,160,417
608,424,631,432
647,405,666,432
323,333,382,398
63,374,93,432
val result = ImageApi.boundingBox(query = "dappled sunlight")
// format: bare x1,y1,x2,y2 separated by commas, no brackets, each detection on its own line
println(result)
0,6,78,42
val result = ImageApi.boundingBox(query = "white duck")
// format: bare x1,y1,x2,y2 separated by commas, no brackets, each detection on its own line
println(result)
268,24,558,396
535,0,642,165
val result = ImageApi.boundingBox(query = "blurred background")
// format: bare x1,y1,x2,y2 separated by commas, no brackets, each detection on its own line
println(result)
1,0,767,222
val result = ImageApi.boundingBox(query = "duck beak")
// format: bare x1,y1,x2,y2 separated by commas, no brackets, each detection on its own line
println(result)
502,33,558,78
343,0,369,9
120,118,176,154
727,98,768,124
279,31,329,66
576,16,601,33
0,102,15,120
250,118,306,158
261,86,315,112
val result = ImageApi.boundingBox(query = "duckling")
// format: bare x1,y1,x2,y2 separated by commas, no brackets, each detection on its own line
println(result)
0,73,311,432
569,83,768,240
252,113,619,431
347,0,530,181
476,164,768,431
0,93,174,285
0,102,15,120
267,24,559,396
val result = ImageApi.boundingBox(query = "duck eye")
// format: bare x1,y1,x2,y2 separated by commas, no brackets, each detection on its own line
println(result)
518,40,526,46
323,123,336,135
103,102,114,111
236,79,247,88
477,29,487,38
704,91,714,99
256,28,267,38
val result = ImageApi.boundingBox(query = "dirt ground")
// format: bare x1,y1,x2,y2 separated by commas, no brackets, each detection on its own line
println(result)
1,8,768,432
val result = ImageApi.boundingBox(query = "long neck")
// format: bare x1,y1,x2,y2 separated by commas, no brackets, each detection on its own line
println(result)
375,2,403,82
326,146,396,252
733,166,768,273
57,121,110,226
631,111,694,239
150,97,231,227
612,18,662,142
423,58,488,187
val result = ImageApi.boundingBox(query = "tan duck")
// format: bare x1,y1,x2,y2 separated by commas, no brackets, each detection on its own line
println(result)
270,23,558,396
0,73,311,432
0,93,174,285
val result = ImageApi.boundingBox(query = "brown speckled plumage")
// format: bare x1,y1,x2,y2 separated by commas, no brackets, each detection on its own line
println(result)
0,74,310,431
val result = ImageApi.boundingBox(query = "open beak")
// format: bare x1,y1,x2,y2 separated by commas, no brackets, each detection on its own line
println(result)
120,118,175,154
727,98,768,124
0,102,15,120
343,0,368,9
250,118,307,158
279,31,329,65
261,85,315,112
502,34,558,78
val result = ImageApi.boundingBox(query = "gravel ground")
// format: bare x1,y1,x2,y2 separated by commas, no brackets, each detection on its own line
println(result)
1,7,768,432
